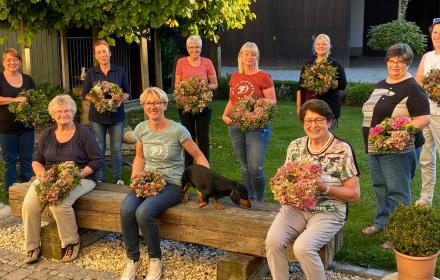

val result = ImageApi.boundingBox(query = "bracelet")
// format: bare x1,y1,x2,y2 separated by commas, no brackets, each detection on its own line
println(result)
322,185,330,195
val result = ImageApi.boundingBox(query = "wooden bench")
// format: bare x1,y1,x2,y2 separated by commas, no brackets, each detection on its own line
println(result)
9,181,343,280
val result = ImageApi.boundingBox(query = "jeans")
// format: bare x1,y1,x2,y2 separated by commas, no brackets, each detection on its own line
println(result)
0,131,34,188
228,125,271,201
368,148,419,229
120,183,183,260
178,107,212,167
89,121,124,182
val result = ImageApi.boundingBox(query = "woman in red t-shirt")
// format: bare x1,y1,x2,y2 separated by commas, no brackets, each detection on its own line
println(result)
174,35,218,167
222,42,276,201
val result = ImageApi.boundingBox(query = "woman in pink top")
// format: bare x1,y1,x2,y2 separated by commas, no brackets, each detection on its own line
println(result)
174,35,218,167
222,42,276,201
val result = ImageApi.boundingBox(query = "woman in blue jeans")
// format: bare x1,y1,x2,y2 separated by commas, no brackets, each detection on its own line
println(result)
361,43,430,244
120,87,208,280
222,42,276,201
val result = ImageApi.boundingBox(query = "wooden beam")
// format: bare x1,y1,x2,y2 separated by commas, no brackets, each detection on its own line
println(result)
153,30,163,88
139,35,150,90
59,29,70,90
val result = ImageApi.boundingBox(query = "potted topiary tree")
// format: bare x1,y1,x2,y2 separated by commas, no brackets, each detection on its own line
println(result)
384,204,440,280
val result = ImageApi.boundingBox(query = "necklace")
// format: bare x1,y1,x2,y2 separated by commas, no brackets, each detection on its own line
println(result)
308,134,334,155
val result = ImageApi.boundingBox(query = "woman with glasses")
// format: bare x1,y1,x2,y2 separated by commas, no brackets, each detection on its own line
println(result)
296,34,347,129
120,87,209,280
415,18,440,207
222,42,276,202
174,35,218,167
361,43,430,240
265,99,360,280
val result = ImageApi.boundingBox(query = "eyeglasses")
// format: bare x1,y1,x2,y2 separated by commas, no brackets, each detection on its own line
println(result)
387,59,406,66
303,118,326,126
144,101,166,107
433,18,440,24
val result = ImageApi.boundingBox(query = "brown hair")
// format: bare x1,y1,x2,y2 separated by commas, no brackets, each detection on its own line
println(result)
299,99,334,123
385,43,414,66
93,40,111,54
2,48,21,62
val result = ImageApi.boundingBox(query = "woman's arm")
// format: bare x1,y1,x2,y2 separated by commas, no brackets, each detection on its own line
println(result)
263,86,277,105
222,93,234,125
317,175,360,203
182,138,209,168
174,75,182,91
0,96,26,106
296,90,302,116
415,54,427,87
412,115,431,129
207,74,218,90
32,161,46,178
131,141,146,179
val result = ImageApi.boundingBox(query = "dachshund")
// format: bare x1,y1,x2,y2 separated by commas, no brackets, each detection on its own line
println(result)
181,165,251,210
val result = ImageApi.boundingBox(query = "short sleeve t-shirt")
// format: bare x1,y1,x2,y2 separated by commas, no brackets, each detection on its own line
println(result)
229,70,274,106
285,136,360,221
133,120,191,186
175,57,216,83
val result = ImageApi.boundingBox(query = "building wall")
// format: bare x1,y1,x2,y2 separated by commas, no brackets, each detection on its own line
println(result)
0,30,60,85
219,0,351,68
350,0,365,56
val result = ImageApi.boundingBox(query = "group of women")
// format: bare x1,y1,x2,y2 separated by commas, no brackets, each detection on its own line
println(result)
0,18,438,280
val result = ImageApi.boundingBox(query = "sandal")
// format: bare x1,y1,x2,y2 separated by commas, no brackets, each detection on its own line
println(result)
361,225,381,235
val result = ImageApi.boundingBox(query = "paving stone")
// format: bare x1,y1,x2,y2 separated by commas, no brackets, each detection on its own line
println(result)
0,264,16,273
0,271,7,277
2,267,33,280
27,270,56,280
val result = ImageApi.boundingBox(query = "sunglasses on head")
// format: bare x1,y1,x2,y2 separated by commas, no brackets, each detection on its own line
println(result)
433,18,440,24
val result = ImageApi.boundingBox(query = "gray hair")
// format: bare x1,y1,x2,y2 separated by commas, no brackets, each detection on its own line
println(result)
186,35,202,49
48,94,77,118
314,34,332,56
237,42,260,74
385,43,414,66
139,87,169,105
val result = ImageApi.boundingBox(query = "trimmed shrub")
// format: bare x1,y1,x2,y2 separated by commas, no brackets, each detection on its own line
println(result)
344,82,375,107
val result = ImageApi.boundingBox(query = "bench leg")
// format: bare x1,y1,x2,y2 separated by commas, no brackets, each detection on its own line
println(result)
216,251,269,280
41,223,107,260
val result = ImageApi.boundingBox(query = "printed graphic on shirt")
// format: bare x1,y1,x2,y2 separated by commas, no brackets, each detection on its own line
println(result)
233,80,255,96
146,139,169,162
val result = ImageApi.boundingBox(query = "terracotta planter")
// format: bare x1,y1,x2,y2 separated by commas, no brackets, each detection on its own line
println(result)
394,249,439,280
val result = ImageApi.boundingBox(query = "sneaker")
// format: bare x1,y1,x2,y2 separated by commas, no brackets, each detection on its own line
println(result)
0,203,12,221
114,179,125,185
24,247,40,264
61,242,80,262
121,258,140,280
146,257,163,280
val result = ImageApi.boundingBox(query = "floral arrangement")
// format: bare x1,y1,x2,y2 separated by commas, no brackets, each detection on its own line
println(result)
269,160,321,210
34,161,81,208
8,89,52,128
229,95,275,131
368,117,419,153
422,68,440,106
130,169,167,198
173,76,213,114
300,60,337,95
85,81,124,113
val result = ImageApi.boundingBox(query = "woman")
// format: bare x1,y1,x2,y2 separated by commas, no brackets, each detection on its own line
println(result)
174,35,218,167
0,48,35,195
265,99,360,280
296,34,347,129
22,95,103,264
120,87,209,280
82,39,130,184
415,18,440,207
222,42,276,202
361,43,430,237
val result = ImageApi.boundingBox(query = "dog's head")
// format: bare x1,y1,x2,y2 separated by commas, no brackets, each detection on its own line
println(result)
230,183,252,208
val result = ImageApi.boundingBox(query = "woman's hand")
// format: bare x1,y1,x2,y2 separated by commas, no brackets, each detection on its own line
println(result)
331,80,338,89
15,96,27,103
222,115,233,125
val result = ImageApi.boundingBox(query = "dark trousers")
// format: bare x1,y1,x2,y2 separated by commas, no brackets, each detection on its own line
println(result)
178,107,212,166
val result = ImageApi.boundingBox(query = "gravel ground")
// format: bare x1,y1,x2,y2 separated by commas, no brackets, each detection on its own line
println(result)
0,221,374,280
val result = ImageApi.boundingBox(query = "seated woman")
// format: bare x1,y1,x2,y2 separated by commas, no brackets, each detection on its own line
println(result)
265,99,360,280
120,87,209,280
22,94,103,264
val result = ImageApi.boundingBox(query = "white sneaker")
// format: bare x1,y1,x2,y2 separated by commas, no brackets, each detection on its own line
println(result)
0,203,12,221
121,258,140,280
146,257,163,280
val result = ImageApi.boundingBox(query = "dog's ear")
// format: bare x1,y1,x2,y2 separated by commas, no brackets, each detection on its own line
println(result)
229,189,241,206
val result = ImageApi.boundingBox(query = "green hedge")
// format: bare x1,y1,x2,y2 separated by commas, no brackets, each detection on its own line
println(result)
344,82,375,106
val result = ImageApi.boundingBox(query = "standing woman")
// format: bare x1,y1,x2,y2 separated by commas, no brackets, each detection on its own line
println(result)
415,18,440,207
222,42,276,202
0,48,35,212
296,34,347,129
82,40,130,184
361,43,430,238
174,35,218,166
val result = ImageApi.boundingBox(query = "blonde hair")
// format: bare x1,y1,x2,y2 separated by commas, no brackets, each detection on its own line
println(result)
2,48,21,62
186,35,202,48
139,87,169,105
314,34,332,56
93,39,111,54
48,94,77,118
237,42,260,74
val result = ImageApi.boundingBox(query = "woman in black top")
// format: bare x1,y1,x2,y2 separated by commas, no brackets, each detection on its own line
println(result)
0,48,35,192
296,34,347,129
